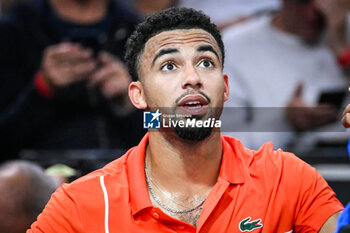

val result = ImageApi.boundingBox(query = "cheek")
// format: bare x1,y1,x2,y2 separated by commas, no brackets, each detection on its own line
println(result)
202,70,224,88
216,84,226,102
143,78,174,107
207,75,226,101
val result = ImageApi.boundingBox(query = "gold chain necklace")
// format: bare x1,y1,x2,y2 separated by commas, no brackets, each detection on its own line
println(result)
145,159,207,214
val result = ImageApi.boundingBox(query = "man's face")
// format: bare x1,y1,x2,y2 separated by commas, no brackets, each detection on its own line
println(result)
283,0,325,43
136,29,229,139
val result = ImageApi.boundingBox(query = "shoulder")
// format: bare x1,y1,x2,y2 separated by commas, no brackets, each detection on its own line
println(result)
63,153,130,194
222,136,343,231
54,143,142,204
45,152,132,220
28,147,140,232
64,135,147,194
223,136,317,181
255,142,317,181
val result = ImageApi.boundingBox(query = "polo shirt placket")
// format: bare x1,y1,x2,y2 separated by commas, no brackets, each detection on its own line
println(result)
127,134,246,233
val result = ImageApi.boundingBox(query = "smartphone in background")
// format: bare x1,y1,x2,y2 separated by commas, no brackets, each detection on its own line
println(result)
69,34,100,57
318,90,347,110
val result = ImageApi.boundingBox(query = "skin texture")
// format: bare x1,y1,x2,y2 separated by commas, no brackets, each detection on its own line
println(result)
342,105,350,128
128,28,341,229
319,211,341,233
42,44,132,104
129,29,229,226
285,83,338,131
41,43,96,88
341,88,350,128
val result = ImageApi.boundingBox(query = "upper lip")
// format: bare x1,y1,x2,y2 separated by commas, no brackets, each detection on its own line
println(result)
177,95,209,106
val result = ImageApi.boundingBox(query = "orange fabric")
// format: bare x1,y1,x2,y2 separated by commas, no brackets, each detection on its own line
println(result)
28,134,343,233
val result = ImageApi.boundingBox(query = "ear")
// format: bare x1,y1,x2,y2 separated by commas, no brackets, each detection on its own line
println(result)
129,81,148,109
223,74,229,102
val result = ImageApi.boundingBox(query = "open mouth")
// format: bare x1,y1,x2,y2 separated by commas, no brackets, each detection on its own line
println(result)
177,95,209,115
183,101,203,109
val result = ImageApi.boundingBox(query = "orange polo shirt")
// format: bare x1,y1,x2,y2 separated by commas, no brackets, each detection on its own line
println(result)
28,134,343,233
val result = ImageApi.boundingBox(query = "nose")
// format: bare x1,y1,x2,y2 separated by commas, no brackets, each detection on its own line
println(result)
181,64,202,89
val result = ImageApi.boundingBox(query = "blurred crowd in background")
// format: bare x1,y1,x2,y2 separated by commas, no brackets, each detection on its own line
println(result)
0,0,350,231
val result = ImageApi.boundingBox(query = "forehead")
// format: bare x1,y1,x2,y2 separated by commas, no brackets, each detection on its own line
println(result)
142,29,221,61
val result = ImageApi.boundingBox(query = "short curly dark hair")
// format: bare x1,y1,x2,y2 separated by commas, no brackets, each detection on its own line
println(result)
125,7,225,81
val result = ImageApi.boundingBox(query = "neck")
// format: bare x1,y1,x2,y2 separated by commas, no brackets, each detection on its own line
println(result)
146,131,222,196
50,0,108,24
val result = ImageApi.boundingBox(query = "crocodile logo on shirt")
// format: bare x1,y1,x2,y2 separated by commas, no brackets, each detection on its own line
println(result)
239,217,263,232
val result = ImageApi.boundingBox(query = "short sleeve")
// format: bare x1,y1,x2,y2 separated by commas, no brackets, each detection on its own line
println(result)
27,184,84,233
293,161,344,233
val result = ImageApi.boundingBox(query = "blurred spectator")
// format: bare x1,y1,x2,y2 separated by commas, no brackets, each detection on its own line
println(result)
123,0,177,17
134,0,177,16
221,0,350,153
0,0,34,15
0,160,58,233
45,163,77,185
0,0,146,162
178,0,280,29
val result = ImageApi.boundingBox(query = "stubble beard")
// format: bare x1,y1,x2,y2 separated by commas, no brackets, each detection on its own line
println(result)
173,107,221,141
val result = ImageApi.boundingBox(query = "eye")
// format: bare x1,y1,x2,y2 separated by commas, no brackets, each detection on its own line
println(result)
198,59,214,68
161,62,177,72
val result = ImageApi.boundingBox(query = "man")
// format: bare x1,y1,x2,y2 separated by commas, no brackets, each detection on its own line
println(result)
28,8,343,232
221,0,350,152
178,0,280,29
0,0,145,162
0,160,58,233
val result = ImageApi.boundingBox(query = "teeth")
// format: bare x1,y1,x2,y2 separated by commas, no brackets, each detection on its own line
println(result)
185,101,201,105
187,106,201,109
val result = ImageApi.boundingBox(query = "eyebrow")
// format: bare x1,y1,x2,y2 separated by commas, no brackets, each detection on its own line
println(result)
197,45,220,61
152,48,179,66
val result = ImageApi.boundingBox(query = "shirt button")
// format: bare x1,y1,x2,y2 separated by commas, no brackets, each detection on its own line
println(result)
177,225,186,230
152,212,160,220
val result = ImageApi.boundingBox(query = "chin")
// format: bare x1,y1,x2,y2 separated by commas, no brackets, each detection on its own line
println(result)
173,108,222,141
174,125,213,141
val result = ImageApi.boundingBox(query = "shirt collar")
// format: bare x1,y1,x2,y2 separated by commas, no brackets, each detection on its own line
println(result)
219,135,246,184
127,134,246,216
127,133,152,216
